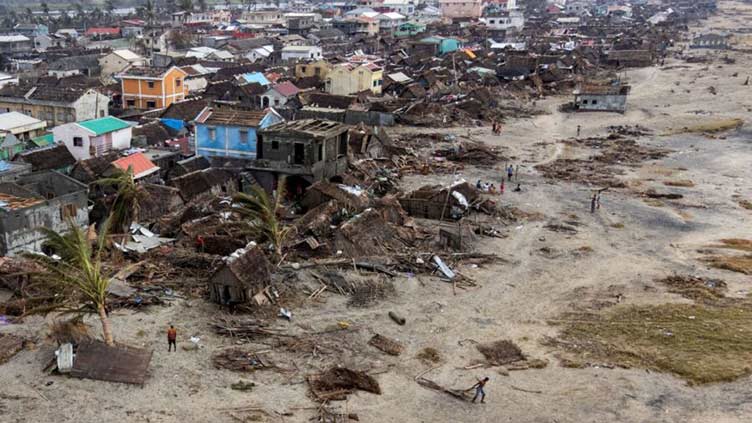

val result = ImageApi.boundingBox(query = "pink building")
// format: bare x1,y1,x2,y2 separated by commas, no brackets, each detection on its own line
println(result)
439,0,482,19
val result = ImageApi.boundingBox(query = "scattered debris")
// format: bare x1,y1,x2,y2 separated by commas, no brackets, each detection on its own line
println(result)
368,334,404,356
476,340,525,366
308,367,381,401
0,334,24,365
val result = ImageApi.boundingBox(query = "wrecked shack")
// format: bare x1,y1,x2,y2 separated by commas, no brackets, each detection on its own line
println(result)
209,246,272,305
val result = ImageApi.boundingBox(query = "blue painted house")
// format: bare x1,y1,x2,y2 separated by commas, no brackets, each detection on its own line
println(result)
195,107,283,159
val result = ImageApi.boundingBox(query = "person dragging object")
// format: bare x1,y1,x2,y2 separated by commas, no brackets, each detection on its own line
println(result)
167,324,177,352
470,377,490,403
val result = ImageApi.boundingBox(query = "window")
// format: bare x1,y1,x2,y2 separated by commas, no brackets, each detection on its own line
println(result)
300,66,307,73
126,99,135,107
592,99,598,105
146,100,156,108
60,203,77,220
239,129,249,144
147,81,155,88
208,127,216,140
73,136,83,147
338,133,347,156
373,80,378,87
99,110,105,117
318,143,323,161
176,79,182,86
582,99,588,105
314,67,321,76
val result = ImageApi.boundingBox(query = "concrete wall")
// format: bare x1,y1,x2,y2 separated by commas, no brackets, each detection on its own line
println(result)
54,124,131,160
0,172,88,256
196,113,282,159
281,47,323,62
72,90,111,122
575,94,627,113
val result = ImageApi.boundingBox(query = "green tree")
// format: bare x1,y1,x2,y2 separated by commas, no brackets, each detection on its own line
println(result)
198,0,207,12
25,7,33,22
179,0,193,12
105,0,115,15
233,181,294,259
22,219,116,346
41,2,49,15
95,167,149,233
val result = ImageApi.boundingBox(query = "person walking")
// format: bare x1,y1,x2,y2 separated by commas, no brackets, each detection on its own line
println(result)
591,194,597,213
500,179,504,195
167,324,177,352
471,377,490,403
577,125,581,137
507,165,513,181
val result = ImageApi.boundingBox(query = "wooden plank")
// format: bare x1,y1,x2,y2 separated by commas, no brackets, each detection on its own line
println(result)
71,341,152,385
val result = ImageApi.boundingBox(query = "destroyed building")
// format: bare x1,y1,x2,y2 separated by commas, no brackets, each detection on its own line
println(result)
573,82,631,113
209,247,272,306
249,119,350,192
0,171,88,256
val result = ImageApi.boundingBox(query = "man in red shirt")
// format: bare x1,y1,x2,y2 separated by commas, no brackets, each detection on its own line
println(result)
167,325,177,352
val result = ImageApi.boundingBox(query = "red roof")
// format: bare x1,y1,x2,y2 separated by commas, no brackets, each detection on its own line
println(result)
86,27,121,36
112,152,159,179
272,81,300,97
265,72,283,83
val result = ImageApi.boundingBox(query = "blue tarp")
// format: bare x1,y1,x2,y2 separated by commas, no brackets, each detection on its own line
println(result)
242,72,270,86
160,118,185,131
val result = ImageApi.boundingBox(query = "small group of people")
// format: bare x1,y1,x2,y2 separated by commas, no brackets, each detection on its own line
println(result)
476,180,499,194
590,190,604,213
492,121,503,135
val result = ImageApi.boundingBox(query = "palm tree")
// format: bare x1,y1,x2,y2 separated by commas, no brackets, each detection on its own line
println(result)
105,0,116,15
95,167,149,233
179,0,194,12
22,219,116,346
198,0,207,12
139,0,156,23
233,180,294,259
74,3,84,19
25,7,33,22
41,2,50,16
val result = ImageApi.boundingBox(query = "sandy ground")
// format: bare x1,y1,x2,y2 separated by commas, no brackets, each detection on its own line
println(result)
4,3,752,422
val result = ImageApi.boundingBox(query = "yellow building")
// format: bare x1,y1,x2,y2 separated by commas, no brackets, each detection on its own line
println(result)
294,59,331,79
118,66,189,110
325,62,383,96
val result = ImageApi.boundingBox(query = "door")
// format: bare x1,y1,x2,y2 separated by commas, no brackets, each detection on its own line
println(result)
293,143,305,165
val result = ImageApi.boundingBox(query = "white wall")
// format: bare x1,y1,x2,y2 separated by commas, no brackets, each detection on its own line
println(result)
281,47,322,61
72,90,110,121
53,123,94,160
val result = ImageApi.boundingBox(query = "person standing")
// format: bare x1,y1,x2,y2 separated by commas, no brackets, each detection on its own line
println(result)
500,179,505,195
577,125,581,137
591,194,597,213
507,165,514,181
167,324,177,352
471,377,490,403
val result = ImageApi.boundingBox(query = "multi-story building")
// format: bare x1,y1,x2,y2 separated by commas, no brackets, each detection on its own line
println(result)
0,35,33,54
439,0,482,19
195,107,283,159
118,66,189,110
0,84,110,127
326,60,383,96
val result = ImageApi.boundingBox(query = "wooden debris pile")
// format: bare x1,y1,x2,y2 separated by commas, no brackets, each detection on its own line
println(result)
213,348,276,372
308,367,381,401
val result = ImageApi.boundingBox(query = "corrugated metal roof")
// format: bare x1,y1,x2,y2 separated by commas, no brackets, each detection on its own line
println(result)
112,152,159,179
78,116,131,136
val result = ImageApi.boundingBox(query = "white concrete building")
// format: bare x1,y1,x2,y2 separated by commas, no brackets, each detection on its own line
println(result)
99,49,145,79
245,45,274,62
481,10,525,31
378,12,406,34
53,116,132,160
383,0,416,16
281,45,322,62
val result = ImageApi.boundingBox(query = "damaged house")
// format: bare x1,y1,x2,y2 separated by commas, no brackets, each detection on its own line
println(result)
249,119,350,192
573,82,631,113
209,246,272,306
0,171,88,255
